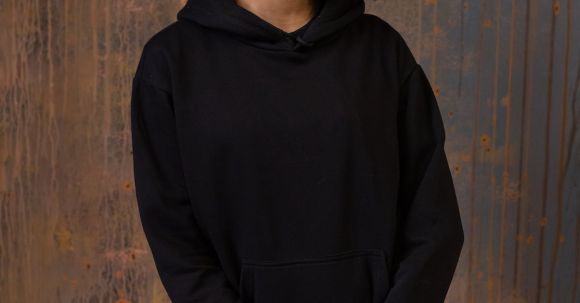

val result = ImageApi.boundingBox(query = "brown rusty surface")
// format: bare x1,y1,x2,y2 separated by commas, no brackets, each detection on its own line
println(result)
0,0,578,302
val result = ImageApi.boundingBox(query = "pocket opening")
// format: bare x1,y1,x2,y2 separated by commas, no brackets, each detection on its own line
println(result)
242,248,385,267
239,248,390,303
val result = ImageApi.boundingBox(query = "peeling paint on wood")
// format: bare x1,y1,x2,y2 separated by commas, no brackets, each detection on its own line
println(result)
1,0,578,302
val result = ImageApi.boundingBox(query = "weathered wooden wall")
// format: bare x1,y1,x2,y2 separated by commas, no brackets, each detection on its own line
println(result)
0,0,578,302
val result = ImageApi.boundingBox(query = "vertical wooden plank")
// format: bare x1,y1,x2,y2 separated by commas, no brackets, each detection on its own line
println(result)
557,1,580,302
496,0,530,301
0,1,184,302
373,0,580,302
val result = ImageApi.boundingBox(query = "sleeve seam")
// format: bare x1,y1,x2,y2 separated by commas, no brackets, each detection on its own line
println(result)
133,74,172,95
399,62,420,90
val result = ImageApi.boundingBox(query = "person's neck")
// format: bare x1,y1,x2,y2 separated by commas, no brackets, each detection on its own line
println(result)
234,0,316,33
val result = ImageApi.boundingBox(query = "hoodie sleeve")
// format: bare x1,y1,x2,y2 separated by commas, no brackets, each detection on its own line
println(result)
384,62,465,303
130,44,241,303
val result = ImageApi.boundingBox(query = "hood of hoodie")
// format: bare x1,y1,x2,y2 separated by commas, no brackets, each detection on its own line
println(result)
176,0,365,51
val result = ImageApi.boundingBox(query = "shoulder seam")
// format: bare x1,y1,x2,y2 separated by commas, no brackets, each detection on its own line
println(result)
134,38,173,94
133,74,172,95
399,62,420,89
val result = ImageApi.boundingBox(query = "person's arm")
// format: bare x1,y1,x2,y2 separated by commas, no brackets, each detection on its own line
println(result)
385,59,465,302
130,43,240,303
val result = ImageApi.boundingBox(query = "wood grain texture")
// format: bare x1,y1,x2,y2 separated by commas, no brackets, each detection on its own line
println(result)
368,0,580,302
0,0,578,302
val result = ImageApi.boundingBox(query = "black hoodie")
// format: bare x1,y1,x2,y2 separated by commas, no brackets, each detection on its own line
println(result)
130,0,465,302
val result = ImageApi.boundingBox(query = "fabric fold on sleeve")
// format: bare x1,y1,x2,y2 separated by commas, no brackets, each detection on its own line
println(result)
130,75,241,303
384,63,465,303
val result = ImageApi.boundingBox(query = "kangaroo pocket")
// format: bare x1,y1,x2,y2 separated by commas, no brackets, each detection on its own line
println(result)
238,248,390,303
